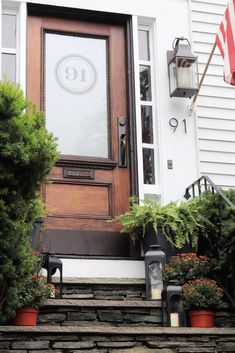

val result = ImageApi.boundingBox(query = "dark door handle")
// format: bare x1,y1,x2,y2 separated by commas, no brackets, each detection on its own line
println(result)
120,133,126,166
118,117,127,167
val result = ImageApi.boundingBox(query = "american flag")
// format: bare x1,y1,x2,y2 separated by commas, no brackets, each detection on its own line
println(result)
216,0,235,85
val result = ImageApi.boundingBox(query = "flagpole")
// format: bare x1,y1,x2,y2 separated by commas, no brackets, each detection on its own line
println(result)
189,41,217,114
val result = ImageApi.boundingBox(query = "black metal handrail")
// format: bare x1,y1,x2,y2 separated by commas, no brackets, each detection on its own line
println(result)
184,175,235,209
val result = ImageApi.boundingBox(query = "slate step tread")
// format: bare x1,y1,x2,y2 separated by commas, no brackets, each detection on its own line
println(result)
2,325,235,335
61,277,145,285
43,299,161,308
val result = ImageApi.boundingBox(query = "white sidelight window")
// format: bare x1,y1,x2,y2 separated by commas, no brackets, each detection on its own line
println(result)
134,18,161,203
1,7,17,81
1,2,26,90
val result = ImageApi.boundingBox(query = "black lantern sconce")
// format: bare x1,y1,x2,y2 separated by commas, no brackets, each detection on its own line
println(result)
167,37,199,98
145,245,166,300
162,280,185,327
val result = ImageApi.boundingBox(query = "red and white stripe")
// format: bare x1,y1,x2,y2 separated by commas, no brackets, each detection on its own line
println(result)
216,0,235,85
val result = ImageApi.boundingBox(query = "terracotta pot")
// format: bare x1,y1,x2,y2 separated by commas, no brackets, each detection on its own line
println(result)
189,310,215,327
13,307,38,326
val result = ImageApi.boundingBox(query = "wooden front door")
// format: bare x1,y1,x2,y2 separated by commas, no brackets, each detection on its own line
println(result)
27,13,131,256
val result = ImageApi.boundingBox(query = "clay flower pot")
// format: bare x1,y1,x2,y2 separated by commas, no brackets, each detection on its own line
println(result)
13,307,38,326
189,310,215,327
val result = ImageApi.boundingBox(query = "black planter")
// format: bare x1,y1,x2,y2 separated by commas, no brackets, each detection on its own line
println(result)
141,222,159,255
142,222,193,260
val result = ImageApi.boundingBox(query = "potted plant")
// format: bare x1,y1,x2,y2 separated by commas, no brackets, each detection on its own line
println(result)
162,253,211,285
13,250,54,326
182,278,223,327
162,252,223,327
116,198,208,256
13,276,53,326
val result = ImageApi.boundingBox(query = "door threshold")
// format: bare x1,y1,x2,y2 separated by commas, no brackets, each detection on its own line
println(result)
49,258,145,279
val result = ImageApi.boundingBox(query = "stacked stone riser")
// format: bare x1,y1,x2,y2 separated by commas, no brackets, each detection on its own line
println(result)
39,303,162,327
61,282,145,301
0,327,235,352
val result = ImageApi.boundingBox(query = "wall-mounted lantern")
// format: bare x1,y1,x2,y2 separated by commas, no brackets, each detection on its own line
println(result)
162,280,185,327
167,37,199,98
145,245,166,300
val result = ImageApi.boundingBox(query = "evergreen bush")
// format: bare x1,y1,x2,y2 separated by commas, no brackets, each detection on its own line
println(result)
197,190,235,271
0,81,58,322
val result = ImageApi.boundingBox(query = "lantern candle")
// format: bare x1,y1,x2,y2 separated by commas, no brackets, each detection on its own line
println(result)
170,312,179,327
151,287,162,300
177,67,194,88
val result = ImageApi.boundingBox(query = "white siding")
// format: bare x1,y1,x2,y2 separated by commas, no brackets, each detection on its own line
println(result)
191,0,235,189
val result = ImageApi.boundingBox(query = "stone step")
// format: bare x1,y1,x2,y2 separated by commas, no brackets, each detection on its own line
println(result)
43,299,161,307
1,325,235,352
59,277,146,300
39,299,162,327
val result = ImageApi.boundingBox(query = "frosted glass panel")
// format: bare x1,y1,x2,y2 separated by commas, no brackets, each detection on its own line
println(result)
45,33,108,158
2,14,16,48
138,30,150,61
1,53,16,81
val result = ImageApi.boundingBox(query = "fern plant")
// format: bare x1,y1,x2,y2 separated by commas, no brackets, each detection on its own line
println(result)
116,197,209,250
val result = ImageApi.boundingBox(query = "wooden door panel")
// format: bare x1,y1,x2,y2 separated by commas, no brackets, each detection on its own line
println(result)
45,183,112,217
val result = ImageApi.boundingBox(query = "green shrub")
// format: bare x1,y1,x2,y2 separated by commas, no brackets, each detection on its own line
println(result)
197,190,235,273
0,81,58,322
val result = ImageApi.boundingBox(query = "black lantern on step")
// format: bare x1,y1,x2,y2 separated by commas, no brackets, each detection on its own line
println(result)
167,37,199,98
162,280,185,327
32,217,44,251
145,245,166,300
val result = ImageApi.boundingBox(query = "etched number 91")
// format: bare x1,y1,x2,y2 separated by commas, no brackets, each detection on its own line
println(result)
65,66,86,82
57,56,96,93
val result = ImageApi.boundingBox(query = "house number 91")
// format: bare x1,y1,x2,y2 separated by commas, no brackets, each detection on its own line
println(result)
169,118,187,134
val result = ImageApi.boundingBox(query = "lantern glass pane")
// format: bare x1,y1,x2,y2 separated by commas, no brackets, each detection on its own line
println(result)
149,261,163,300
168,61,177,96
176,59,198,89
169,295,181,327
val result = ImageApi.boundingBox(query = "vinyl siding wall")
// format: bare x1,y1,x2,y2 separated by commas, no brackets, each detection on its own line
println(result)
191,0,235,188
